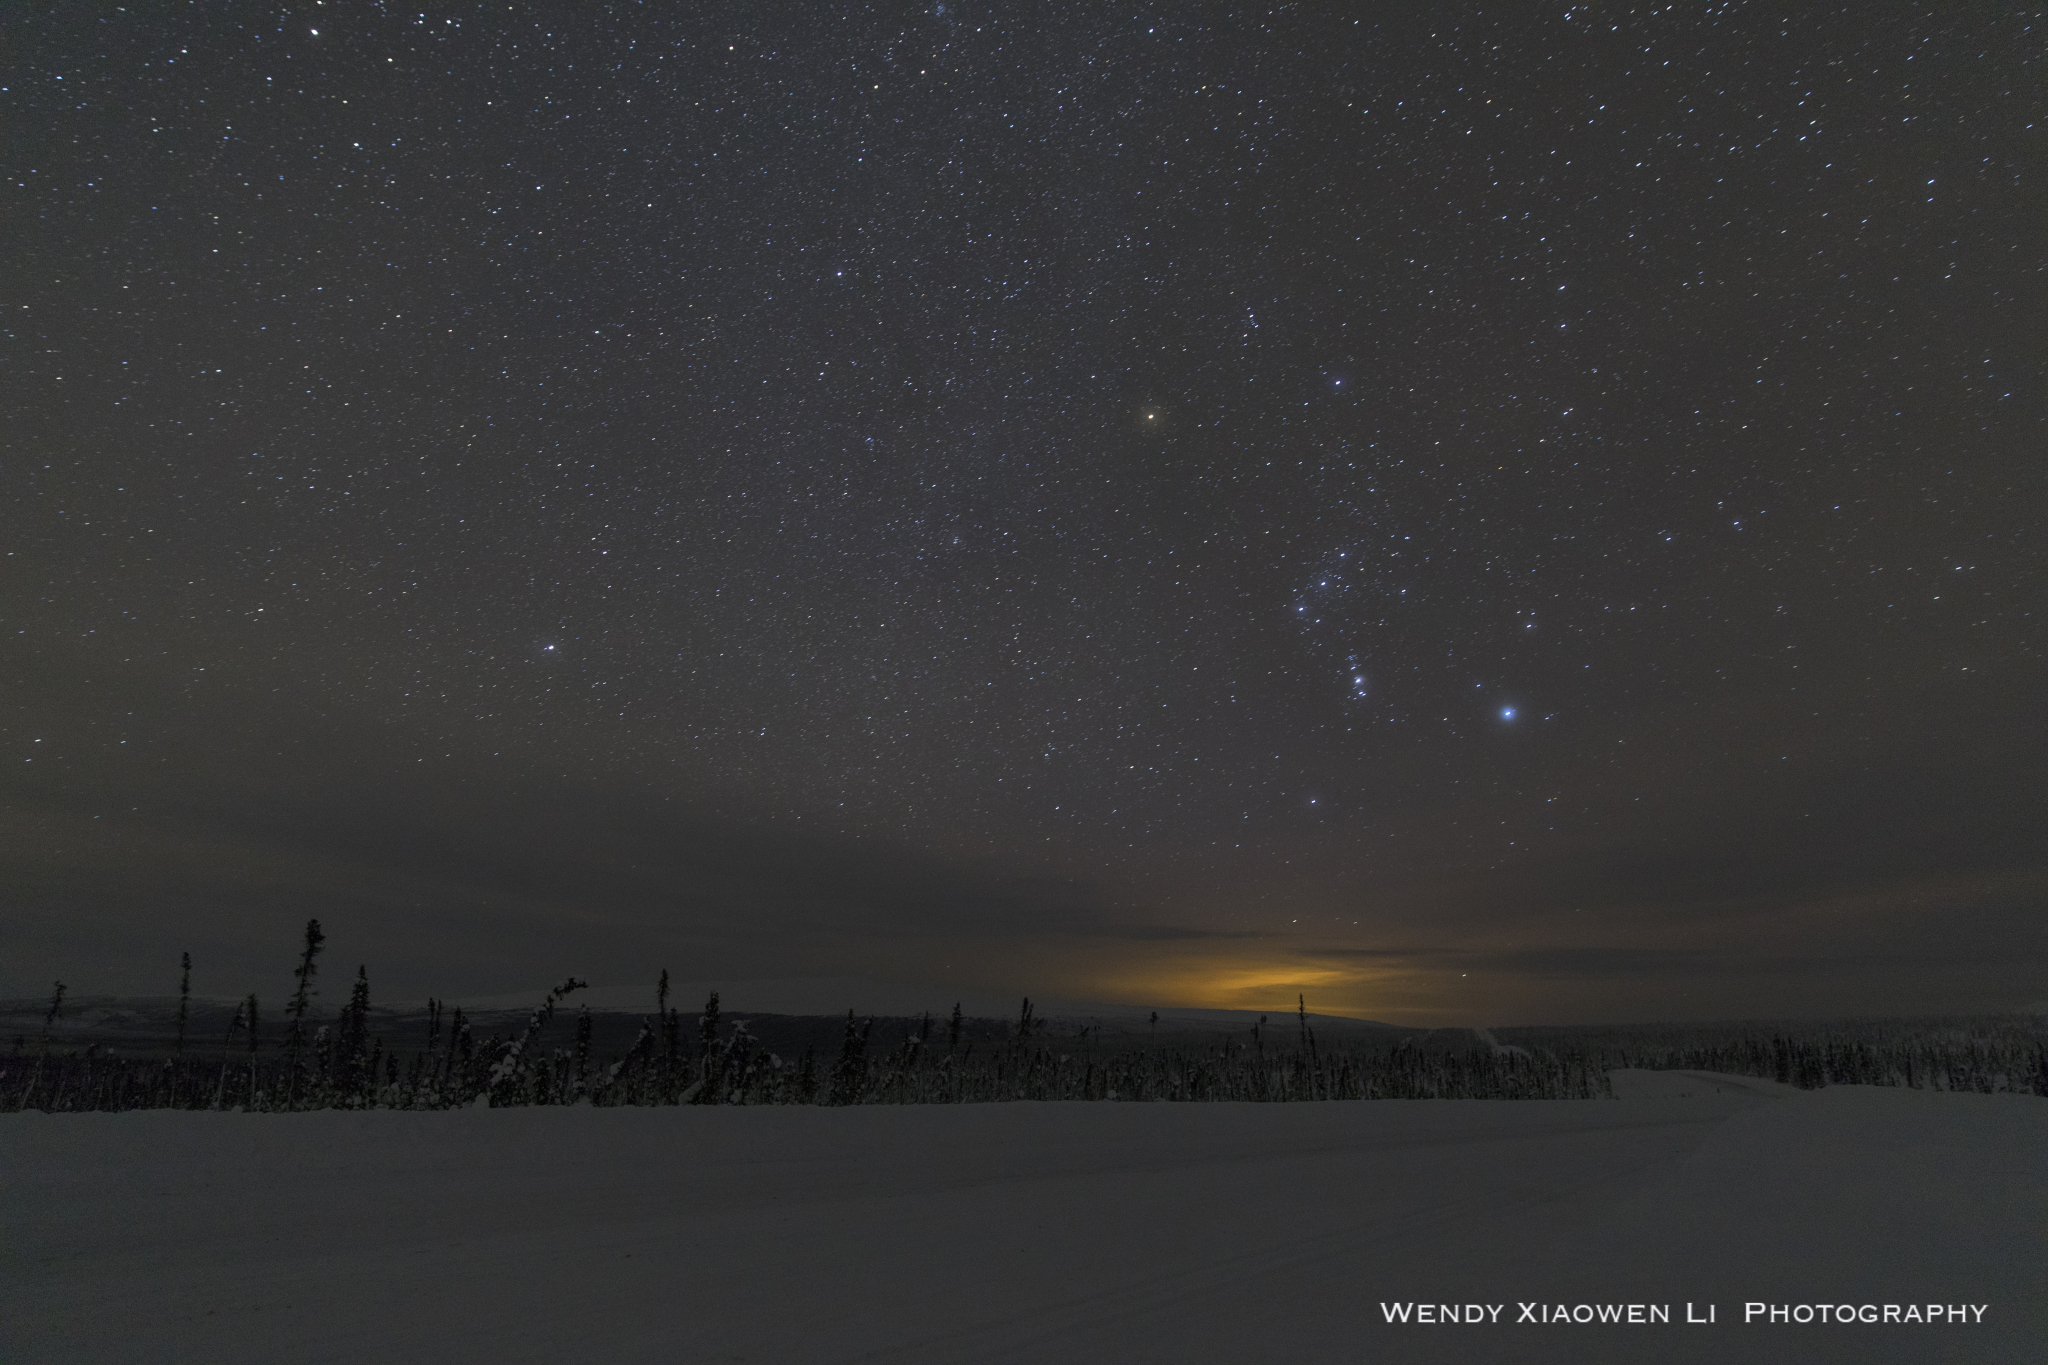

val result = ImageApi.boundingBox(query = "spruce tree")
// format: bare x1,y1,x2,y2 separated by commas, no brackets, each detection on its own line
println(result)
341,966,372,1096
284,919,325,1083
487,978,586,1105
693,990,721,1103
41,980,66,1051
175,953,192,1055
243,994,260,1104
699,990,720,1051
574,1004,593,1096
658,969,681,1092
445,1007,470,1088
215,998,248,1109
829,1010,871,1105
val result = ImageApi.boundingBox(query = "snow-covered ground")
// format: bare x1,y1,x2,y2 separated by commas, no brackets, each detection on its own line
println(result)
3,1075,2040,1364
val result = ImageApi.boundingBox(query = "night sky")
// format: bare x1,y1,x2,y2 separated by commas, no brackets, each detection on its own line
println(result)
5,3,2042,1024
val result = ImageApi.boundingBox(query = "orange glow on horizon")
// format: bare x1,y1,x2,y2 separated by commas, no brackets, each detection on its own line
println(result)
1081,955,1413,1020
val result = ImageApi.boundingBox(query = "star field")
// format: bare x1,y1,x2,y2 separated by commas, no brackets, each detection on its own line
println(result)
4,2,2042,1022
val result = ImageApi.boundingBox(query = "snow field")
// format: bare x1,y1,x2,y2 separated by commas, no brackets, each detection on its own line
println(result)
3,1076,2040,1364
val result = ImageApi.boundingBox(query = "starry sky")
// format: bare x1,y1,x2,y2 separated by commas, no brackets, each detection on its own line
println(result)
5,2,2042,1024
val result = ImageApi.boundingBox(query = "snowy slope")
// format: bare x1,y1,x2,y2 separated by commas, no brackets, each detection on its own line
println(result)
3,1078,2040,1364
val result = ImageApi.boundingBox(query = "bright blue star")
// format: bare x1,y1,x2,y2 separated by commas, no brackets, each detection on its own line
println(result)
1501,707,1516,720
